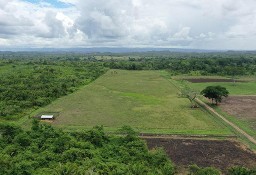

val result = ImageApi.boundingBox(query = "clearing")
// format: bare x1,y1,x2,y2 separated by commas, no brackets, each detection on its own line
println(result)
31,70,231,135
171,75,256,147
189,82,256,95
173,76,256,95
145,137,256,171
221,96,256,122
218,96,256,139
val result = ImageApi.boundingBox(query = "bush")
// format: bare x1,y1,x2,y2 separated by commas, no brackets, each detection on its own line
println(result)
228,166,256,175
189,164,221,175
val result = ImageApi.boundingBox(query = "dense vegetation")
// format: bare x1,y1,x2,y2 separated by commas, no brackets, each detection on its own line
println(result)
104,57,256,75
1,51,256,76
0,121,175,175
101,52,256,75
0,60,107,119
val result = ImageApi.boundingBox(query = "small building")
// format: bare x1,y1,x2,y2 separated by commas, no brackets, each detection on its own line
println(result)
40,115,54,120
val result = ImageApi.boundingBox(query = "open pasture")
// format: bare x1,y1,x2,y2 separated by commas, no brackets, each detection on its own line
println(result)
33,70,231,135
189,82,256,95
184,78,246,83
174,75,256,142
174,76,256,95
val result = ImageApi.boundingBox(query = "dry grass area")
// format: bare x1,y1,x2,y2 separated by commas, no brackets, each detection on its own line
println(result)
221,96,256,122
220,96,256,138
219,96,256,140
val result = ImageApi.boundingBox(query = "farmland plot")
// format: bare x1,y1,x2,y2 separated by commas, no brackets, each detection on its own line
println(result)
34,70,231,135
219,96,256,139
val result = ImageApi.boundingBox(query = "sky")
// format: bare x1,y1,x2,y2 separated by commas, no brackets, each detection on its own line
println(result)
0,0,256,50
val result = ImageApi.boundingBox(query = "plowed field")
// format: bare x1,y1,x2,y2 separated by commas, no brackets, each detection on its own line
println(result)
221,96,256,123
145,138,256,170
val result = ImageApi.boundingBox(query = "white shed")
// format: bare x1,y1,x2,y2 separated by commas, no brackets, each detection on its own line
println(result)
41,115,54,120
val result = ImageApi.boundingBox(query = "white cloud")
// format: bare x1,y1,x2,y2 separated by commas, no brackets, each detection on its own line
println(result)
173,27,191,40
58,0,78,5
0,0,255,49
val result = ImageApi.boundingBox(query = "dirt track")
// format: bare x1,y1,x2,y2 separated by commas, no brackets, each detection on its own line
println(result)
145,138,256,171
196,98,256,145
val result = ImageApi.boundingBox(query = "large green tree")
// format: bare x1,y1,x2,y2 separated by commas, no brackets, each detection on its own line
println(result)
201,86,229,105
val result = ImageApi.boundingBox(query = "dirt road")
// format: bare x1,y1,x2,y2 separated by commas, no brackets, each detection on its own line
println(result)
195,98,256,145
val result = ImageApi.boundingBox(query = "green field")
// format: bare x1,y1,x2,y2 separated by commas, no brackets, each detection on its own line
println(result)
172,75,256,147
173,76,256,95
189,82,256,95
31,70,232,135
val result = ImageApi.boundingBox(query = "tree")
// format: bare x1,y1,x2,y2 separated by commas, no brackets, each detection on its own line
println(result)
201,86,229,105
0,124,21,143
180,87,198,108
224,66,245,85
189,164,221,175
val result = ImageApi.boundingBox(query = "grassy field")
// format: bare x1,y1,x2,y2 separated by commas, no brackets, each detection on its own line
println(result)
199,100,256,150
172,75,256,147
30,70,232,135
189,82,256,95
215,106,256,139
173,76,256,95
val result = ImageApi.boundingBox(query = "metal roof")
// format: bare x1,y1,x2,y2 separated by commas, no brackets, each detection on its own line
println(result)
41,115,54,119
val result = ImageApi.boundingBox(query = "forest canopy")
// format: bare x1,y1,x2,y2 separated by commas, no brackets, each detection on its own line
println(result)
0,121,175,175
0,60,107,119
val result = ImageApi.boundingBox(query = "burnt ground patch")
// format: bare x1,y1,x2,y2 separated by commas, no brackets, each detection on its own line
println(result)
220,96,256,129
184,78,246,83
145,138,256,171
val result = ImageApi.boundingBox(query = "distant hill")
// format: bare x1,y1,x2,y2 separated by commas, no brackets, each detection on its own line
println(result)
0,47,224,53
0,47,256,54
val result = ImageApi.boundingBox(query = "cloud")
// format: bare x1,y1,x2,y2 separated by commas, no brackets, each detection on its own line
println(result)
173,27,192,40
0,0,83,47
0,0,255,49
75,0,133,42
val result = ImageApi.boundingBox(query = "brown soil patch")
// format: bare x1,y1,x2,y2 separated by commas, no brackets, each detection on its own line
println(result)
41,120,54,124
184,78,246,83
145,138,256,171
220,96,256,129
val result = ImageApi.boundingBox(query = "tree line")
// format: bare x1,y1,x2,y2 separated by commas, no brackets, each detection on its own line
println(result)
103,57,256,75
1,51,256,76
0,60,107,119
